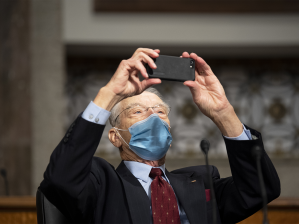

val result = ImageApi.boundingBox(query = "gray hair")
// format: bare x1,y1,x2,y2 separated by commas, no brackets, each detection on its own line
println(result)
109,87,169,127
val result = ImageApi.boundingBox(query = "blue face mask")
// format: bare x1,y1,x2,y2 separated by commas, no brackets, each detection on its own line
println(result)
114,114,172,161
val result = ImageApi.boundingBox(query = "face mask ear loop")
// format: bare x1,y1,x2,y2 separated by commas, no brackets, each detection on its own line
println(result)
113,127,128,131
160,119,171,129
113,127,130,148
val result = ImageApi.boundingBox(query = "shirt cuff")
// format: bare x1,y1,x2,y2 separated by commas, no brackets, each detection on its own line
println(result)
223,124,252,140
81,101,111,125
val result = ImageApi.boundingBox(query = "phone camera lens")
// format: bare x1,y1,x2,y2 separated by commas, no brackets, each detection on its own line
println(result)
190,60,194,65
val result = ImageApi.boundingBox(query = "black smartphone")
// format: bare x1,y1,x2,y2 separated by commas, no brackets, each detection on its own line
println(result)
145,55,195,82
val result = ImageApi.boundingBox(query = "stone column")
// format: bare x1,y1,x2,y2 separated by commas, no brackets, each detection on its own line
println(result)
0,0,31,195
30,0,66,194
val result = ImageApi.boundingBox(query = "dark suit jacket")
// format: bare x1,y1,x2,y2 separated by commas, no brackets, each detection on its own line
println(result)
39,115,280,224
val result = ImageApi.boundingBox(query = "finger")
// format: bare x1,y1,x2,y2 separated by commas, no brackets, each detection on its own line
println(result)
189,53,211,72
128,75,141,94
128,72,160,90
125,59,148,78
154,49,160,54
132,60,149,78
182,52,190,58
183,81,201,99
183,81,197,89
141,78,162,91
130,69,139,78
138,52,157,69
129,72,142,85
128,75,161,95
133,48,159,58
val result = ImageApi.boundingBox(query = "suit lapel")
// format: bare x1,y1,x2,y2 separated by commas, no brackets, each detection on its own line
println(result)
116,161,151,224
165,169,208,224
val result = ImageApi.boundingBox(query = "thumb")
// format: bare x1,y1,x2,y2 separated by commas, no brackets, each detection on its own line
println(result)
184,81,201,98
183,81,197,90
141,78,162,91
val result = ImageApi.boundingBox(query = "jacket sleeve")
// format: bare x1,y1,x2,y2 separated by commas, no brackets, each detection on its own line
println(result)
214,126,281,224
39,114,106,222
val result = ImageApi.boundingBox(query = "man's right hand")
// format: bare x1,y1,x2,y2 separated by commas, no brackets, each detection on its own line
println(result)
93,48,161,111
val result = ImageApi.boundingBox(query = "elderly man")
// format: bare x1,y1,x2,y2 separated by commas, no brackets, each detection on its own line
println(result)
39,48,280,224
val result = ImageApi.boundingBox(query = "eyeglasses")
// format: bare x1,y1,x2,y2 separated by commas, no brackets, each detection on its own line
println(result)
114,103,170,123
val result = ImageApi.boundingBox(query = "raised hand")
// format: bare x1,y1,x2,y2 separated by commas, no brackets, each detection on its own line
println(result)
182,52,243,137
94,48,161,111
182,52,230,119
106,48,162,98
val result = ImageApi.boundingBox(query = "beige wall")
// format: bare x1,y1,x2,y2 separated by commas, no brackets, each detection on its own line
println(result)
63,0,299,56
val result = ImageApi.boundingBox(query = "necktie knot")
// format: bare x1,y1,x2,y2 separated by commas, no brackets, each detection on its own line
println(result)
149,168,163,179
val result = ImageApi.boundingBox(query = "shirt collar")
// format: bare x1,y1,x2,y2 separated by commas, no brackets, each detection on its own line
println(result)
123,161,167,183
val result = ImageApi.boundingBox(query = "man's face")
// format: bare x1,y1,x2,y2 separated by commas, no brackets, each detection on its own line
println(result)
117,91,170,143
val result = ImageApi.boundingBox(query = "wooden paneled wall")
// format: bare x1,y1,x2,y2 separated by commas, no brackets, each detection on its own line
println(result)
239,198,299,224
0,197,36,224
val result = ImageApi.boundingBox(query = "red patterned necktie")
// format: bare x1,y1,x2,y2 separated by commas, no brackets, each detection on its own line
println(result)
150,168,180,224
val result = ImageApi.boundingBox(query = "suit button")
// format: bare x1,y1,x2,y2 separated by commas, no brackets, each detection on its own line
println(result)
66,133,70,137
71,123,75,128
64,138,68,143
69,128,73,133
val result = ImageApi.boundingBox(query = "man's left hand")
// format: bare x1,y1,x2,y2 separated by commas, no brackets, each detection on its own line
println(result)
182,52,243,137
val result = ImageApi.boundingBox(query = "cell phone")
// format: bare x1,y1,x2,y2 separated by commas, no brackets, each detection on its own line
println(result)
145,55,195,82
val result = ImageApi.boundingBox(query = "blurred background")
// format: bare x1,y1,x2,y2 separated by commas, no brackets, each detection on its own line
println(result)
0,0,299,215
